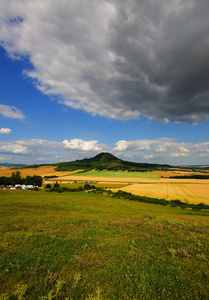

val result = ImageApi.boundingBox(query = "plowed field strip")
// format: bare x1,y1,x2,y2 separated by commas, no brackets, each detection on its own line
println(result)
121,182,209,204
185,184,208,202
119,183,162,198
167,184,179,200
172,184,181,198
142,183,162,198
188,184,209,199
172,184,188,203
176,184,198,203
173,184,206,204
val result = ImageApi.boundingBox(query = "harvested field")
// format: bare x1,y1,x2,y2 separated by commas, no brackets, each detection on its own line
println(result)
118,182,209,205
2,166,209,205
0,166,81,178
153,170,209,178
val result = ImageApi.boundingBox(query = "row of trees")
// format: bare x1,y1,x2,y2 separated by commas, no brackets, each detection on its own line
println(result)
0,171,43,187
44,182,94,193
111,190,209,210
170,174,209,179
44,182,209,210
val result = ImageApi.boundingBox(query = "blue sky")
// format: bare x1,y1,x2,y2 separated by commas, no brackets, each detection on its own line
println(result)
1,0,209,166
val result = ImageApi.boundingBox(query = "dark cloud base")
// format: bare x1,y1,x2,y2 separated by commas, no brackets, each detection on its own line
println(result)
0,0,209,123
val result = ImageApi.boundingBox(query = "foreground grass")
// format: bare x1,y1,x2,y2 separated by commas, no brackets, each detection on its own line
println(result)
0,190,209,299
75,169,158,179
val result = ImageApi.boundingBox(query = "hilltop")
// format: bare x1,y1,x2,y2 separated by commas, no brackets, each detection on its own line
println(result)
54,152,170,171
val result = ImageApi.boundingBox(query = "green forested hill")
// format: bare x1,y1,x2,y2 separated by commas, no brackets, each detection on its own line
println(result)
54,152,170,171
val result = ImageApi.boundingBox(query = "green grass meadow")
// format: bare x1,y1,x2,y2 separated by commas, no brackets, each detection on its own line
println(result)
75,169,158,179
0,190,209,299
45,182,129,189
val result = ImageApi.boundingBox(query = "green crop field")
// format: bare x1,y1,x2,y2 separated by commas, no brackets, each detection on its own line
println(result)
44,182,129,189
0,190,209,299
75,169,158,179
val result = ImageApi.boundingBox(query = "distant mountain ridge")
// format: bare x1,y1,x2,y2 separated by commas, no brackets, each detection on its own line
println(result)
0,163,27,167
54,152,170,171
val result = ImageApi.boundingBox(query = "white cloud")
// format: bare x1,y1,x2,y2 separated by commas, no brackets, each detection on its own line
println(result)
1,136,209,165
114,138,175,152
0,1,209,123
0,139,62,156
0,128,11,134
0,156,7,160
144,154,154,159
0,142,28,154
37,157,45,161
170,153,189,158
0,104,25,120
63,139,102,151
0,138,107,163
113,138,209,164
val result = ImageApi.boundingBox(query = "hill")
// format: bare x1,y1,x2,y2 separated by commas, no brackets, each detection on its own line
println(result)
54,152,170,171
0,163,26,168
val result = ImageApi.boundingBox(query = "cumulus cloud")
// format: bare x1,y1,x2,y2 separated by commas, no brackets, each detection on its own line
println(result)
0,0,209,123
113,138,209,164
0,104,25,120
0,156,7,160
0,142,28,154
63,139,102,151
1,136,209,165
114,138,175,152
0,128,11,134
0,139,62,156
0,138,106,163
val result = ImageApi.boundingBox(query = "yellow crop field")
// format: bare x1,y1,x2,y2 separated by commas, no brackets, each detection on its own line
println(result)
0,166,55,177
0,166,80,178
153,170,209,178
118,182,209,205
2,166,209,205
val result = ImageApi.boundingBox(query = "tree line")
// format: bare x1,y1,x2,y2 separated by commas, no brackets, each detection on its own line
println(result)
0,171,43,187
170,174,209,179
45,183,209,211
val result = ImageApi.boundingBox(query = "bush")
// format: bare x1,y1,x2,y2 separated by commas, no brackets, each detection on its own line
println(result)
84,184,91,190
54,182,60,188
45,184,52,189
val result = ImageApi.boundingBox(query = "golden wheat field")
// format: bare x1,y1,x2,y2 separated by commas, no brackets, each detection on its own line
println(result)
153,170,209,178
0,166,80,178
2,167,209,205
117,181,209,205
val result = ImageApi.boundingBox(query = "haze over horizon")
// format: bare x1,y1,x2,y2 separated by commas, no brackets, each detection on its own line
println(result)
1,0,209,165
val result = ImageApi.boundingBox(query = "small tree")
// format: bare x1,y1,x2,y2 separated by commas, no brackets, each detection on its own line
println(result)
54,182,60,188
24,176,33,185
84,184,91,190
11,171,22,185
45,184,52,189
32,175,43,187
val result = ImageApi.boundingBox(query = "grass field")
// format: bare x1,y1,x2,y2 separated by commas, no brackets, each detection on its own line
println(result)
0,190,209,299
43,182,129,189
2,167,209,205
74,169,158,179
118,182,209,205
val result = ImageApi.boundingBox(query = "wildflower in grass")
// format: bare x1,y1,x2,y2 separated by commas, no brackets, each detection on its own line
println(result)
13,283,29,300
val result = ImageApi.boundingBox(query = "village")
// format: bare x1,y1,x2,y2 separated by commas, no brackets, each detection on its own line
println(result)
0,184,38,190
